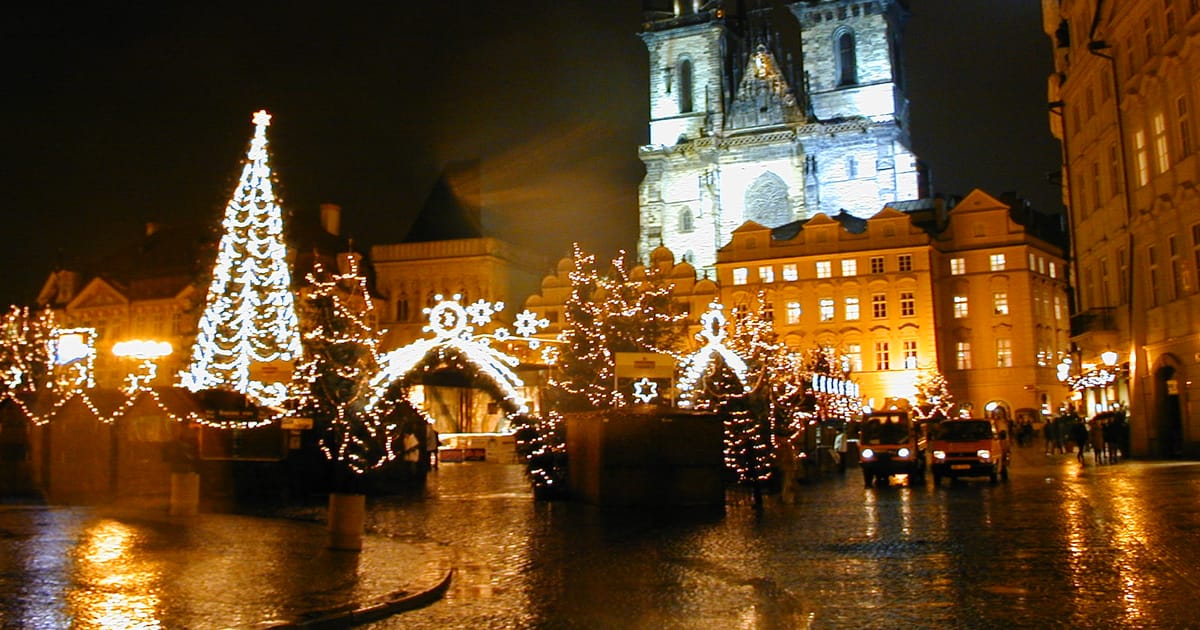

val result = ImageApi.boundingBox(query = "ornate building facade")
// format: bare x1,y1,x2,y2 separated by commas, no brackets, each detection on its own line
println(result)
637,0,922,275
1042,0,1200,456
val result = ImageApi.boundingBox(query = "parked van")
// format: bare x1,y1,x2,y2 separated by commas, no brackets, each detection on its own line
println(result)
929,418,1010,485
858,411,925,487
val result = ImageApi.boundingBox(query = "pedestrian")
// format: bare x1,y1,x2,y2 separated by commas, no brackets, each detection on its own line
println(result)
1044,418,1056,455
425,421,441,470
1090,416,1106,465
1070,418,1089,464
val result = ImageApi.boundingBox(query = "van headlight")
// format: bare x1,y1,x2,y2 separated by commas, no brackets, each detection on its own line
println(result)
860,448,875,460
898,447,911,458
978,449,991,459
933,450,946,460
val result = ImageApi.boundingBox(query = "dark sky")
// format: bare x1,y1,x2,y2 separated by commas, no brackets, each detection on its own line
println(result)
0,1,1059,307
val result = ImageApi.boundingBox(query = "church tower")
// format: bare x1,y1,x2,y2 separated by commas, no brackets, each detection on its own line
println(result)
637,0,922,275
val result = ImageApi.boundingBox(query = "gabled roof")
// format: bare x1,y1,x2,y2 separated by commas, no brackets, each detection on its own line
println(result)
726,44,807,130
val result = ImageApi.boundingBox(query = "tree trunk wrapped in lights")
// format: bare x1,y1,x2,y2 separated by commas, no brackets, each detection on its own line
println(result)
180,110,301,408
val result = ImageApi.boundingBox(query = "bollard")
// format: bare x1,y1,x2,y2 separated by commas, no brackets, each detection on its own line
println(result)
328,492,367,551
169,472,200,516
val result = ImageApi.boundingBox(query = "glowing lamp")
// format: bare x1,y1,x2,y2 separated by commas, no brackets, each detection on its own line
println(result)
1101,350,1118,366
112,340,173,360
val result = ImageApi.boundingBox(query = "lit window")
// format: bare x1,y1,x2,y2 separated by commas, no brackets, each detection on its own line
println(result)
900,291,915,317
819,298,835,321
1135,128,1150,186
989,253,1006,271
903,340,918,369
1054,295,1064,320
782,263,798,281
993,292,1009,315
996,338,1013,368
870,256,885,274
841,259,857,277
1154,112,1171,174
786,301,802,324
846,343,862,372
872,293,887,318
1049,262,1057,279
816,260,832,278
733,268,748,285
875,341,890,371
898,254,913,272
956,341,972,370
1039,258,1046,274
845,296,860,320
953,295,969,318
759,266,775,283
950,258,966,275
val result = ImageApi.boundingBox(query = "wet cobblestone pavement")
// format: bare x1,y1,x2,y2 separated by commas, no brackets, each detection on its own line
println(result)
371,448,1200,629
2,446,1199,628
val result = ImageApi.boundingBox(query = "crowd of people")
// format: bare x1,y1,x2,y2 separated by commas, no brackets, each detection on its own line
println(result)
1042,408,1130,465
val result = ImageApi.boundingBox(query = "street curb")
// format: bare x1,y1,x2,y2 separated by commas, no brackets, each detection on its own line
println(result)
254,567,454,628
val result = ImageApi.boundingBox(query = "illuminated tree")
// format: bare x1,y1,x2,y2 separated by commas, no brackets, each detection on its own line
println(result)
914,369,955,420
0,306,57,396
181,110,302,406
548,244,685,412
291,256,407,479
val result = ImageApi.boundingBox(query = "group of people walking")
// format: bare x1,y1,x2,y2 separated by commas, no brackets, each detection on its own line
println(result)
1044,408,1130,465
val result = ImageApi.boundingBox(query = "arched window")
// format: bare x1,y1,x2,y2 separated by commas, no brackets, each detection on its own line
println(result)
679,206,694,233
679,58,694,113
744,171,792,226
836,30,857,86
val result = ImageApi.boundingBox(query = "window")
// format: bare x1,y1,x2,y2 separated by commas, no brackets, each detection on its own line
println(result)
953,295,969,318
1100,257,1112,305
1049,262,1057,279
845,296,860,320
996,338,1013,368
819,298,835,321
1179,95,1194,158
782,263,798,281
989,253,1006,271
1029,253,1037,270
871,293,887,318
759,266,775,283
1091,161,1102,208
1154,113,1171,173
1170,235,1183,300
900,291,915,317
903,340,918,369
950,257,966,275
1054,295,1064,320
1039,257,1046,274
786,301,802,324
955,341,972,370
762,301,775,322
837,30,857,86
870,256,885,274
993,291,1009,315
875,341,890,371
816,261,832,278
733,267,748,285
678,58,694,114
1193,224,1200,292
1135,128,1150,186
1118,247,1129,304
846,343,862,372
1109,143,1123,197
841,259,857,276
679,207,694,233
846,155,858,179
898,254,913,272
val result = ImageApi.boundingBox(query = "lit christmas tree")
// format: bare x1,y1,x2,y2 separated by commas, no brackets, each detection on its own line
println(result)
291,256,409,478
0,306,58,396
180,110,301,407
548,244,684,412
914,369,955,420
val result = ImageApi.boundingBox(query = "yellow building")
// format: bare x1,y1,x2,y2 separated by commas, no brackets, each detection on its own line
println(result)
714,189,1070,421
1042,1,1200,456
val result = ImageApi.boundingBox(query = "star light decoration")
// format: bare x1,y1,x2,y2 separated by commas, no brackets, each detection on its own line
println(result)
632,377,659,403
365,294,549,415
677,303,751,408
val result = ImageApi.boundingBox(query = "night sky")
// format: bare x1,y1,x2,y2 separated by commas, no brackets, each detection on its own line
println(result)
0,1,1059,307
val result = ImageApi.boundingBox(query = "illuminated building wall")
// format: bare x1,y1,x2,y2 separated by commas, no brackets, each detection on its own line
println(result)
637,1,921,276
1042,0,1200,456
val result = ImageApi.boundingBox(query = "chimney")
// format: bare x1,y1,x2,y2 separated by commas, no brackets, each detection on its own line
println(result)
320,203,342,236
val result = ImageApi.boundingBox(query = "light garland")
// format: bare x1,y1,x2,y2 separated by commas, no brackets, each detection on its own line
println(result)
180,110,301,410
677,304,751,409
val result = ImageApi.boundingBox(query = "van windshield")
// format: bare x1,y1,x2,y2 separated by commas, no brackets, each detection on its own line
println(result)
935,421,993,441
861,420,911,445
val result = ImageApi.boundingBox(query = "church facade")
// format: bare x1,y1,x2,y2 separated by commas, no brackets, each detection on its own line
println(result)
637,0,922,274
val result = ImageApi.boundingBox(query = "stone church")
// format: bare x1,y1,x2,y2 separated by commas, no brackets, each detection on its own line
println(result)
637,0,923,273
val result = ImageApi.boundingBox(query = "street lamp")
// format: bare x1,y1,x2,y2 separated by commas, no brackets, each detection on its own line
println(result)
1101,350,1118,367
